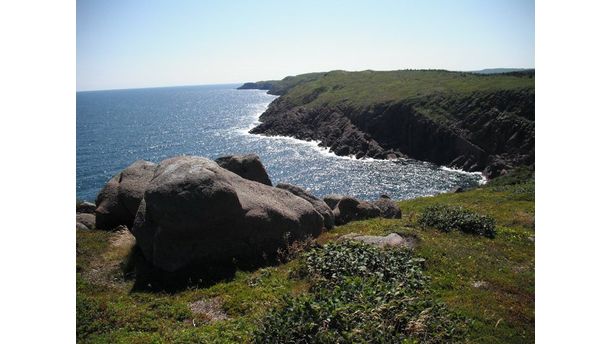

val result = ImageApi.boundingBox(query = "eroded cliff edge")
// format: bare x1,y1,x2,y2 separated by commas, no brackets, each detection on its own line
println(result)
240,70,534,178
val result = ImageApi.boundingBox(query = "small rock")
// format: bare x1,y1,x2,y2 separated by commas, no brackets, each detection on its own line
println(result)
76,201,96,214
215,154,272,186
76,213,96,230
76,222,89,231
373,197,402,219
340,232,416,249
333,197,381,225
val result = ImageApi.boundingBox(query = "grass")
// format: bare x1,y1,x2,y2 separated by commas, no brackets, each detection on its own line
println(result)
244,69,534,112
77,180,534,343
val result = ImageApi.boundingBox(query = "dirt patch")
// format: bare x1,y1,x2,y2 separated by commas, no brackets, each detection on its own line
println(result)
189,297,228,325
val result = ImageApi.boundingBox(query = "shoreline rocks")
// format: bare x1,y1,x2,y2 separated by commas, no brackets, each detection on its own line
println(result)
243,73,535,178
89,154,405,276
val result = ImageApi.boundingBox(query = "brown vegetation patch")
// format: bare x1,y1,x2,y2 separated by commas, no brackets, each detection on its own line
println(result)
188,297,228,325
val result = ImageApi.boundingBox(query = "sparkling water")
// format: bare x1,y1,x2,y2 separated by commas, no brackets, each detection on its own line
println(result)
77,84,484,202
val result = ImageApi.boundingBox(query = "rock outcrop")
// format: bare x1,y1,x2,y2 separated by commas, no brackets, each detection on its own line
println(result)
276,183,334,230
215,154,272,186
242,70,535,178
95,160,156,230
131,156,324,272
332,196,381,225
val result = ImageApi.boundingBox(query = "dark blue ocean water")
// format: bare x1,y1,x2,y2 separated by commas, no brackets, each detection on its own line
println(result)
77,84,484,202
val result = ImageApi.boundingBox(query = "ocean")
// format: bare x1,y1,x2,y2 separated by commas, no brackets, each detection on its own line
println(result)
76,84,484,202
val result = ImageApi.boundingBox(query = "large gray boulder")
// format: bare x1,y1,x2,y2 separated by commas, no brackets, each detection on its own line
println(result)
131,156,324,272
373,196,402,219
276,183,334,230
95,160,157,230
215,154,272,186
333,196,382,225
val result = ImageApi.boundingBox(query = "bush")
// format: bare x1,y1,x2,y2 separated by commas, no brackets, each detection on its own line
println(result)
303,241,426,289
418,204,496,238
254,242,467,343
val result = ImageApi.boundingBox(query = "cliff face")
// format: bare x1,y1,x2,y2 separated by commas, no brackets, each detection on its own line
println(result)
245,70,534,178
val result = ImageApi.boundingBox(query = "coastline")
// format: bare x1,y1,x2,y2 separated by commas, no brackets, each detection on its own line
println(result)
242,89,488,182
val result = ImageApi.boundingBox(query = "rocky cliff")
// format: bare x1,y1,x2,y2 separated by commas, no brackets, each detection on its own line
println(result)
242,69,534,178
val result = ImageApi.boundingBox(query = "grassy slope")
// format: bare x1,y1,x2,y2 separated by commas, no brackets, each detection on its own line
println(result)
77,181,534,343
253,69,534,111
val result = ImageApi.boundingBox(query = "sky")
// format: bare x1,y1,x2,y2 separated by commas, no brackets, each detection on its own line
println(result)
77,0,534,91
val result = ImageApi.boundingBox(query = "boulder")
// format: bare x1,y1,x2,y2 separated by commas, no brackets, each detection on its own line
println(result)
332,196,381,225
131,156,324,272
323,194,343,209
276,183,334,229
95,160,157,230
215,154,272,186
373,197,402,219
340,233,415,249
76,222,89,231
76,201,96,214
76,213,96,230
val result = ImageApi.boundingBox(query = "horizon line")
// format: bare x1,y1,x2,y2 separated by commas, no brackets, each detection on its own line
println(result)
77,66,534,93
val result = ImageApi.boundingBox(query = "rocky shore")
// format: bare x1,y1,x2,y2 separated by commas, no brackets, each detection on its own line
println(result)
241,69,535,178
80,154,401,278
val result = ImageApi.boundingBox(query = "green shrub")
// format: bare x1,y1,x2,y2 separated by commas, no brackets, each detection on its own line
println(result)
303,241,426,289
418,204,496,238
255,242,467,343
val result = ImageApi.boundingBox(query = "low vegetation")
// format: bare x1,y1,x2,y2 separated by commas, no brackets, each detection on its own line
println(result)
77,180,534,343
418,204,497,238
256,241,466,343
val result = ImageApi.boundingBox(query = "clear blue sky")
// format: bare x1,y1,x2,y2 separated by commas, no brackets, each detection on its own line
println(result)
77,0,534,91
